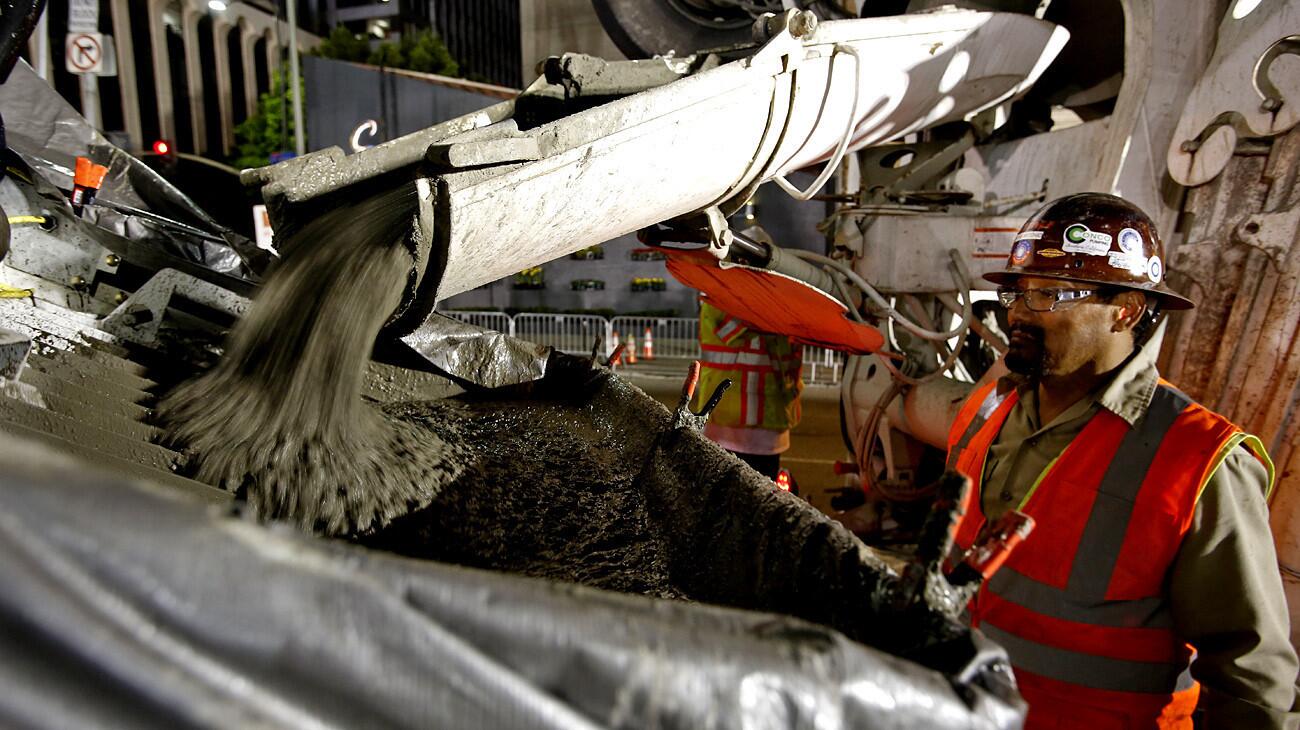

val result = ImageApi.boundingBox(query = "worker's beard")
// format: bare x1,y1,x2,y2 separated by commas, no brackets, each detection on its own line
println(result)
1005,323,1049,377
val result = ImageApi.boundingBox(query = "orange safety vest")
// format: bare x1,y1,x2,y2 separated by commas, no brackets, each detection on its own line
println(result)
693,300,802,432
947,379,1274,729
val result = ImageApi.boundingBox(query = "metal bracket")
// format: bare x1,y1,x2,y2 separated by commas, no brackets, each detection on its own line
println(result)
857,128,977,204
703,206,734,259
1236,204,1300,268
99,269,250,347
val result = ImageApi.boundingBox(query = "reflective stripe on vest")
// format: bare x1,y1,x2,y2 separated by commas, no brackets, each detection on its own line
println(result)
982,624,1197,695
695,303,802,431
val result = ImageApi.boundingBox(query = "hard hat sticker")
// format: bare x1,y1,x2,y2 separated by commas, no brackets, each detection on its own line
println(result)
1038,248,1066,258
1148,255,1164,283
1017,230,1045,241
1011,240,1033,264
1062,223,1113,256
1118,227,1143,254
1108,252,1147,275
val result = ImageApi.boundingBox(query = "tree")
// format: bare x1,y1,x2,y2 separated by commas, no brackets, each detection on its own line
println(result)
312,24,369,63
400,29,459,77
231,68,302,170
311,25,460,77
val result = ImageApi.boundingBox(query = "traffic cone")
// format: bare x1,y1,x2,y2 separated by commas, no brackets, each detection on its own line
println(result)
626,333,638,364
642,327,654,360
609,331,622,367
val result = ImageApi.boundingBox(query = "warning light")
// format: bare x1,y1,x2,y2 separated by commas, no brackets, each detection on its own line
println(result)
152,140,171,156
776,469,792,492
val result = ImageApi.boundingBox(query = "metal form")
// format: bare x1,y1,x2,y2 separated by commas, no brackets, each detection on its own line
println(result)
1158,125,1300,596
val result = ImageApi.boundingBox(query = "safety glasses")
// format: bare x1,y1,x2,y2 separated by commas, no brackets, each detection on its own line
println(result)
997,287,1097,312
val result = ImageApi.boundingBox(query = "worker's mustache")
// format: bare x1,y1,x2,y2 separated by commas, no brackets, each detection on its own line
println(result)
1008,323,1045,344
1005,324,1046,376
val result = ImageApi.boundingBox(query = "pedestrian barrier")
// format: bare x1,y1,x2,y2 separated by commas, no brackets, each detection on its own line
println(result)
610,316,699,359
443,312,846,384
512,313,610,355
443,310,514,336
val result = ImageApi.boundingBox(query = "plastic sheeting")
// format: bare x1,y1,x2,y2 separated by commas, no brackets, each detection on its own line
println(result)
0,60,260,277
399,312,550,389
0,434,1024,729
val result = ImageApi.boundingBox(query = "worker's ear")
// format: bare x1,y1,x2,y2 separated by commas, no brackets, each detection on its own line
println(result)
1111,290,1147,333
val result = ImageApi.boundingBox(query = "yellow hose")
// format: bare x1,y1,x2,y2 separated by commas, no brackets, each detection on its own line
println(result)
0,284,34,299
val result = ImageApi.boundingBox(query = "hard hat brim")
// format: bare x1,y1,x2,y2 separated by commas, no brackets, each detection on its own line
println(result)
982,270,1195,310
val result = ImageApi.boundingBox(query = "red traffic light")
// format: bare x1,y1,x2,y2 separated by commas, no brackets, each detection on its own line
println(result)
152,139,171,156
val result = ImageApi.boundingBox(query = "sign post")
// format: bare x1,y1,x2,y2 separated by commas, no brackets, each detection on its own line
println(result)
65,0,117,129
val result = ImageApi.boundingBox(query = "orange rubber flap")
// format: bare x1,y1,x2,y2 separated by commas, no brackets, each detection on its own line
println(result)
666,252,884,354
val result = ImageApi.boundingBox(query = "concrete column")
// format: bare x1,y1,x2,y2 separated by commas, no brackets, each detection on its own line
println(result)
264,28,278,91
241,27,258,123
181,6,206,155
110,0,143,150
148,0,176,144
25,9,51,81
212,20,235,155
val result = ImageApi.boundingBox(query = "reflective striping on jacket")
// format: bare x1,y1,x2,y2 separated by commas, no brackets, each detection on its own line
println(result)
983,625,1197,694
699,347,774,369
987,566,1173,629
945,383,1006,471
694,302,802,432
716,317,742,343
1066,386,1189,604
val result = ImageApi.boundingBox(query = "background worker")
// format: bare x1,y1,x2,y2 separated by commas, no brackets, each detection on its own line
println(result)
693,297,802,480
940,193,1298,728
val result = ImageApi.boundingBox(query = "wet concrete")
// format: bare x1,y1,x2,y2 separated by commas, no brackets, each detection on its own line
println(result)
161,186,466,537
156,183,969,662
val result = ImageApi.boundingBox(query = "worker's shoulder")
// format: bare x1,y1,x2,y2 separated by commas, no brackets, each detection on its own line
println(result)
1153,379,1245,440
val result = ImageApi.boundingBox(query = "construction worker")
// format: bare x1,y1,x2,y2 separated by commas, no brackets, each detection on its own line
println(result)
943,193,1298,728
693,297,802,480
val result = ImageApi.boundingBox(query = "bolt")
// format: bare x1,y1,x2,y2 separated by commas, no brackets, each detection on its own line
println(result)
789,9,818,38
68,275,88,290
1180,139,1201,153
113,292,127,304
1262,97,1283,113
105,254,120,267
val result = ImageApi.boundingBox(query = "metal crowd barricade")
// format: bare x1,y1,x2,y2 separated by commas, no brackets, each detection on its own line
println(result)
436,312,845,384
609,316,700,359
512,313,611,355
442,310,514,336
801,346,845,385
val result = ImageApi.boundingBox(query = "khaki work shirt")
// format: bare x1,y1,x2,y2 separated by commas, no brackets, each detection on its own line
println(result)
980,334,1300,728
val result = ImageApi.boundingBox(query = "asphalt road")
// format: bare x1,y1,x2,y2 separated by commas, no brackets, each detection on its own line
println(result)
624,370,851,515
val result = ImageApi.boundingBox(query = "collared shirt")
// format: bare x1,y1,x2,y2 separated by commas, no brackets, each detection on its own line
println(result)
979,328,1300,728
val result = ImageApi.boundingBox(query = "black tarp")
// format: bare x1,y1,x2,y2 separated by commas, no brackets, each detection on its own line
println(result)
0,433,1024,729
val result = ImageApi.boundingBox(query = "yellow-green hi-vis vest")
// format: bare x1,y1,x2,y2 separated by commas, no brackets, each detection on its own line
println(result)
692,300,803,431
